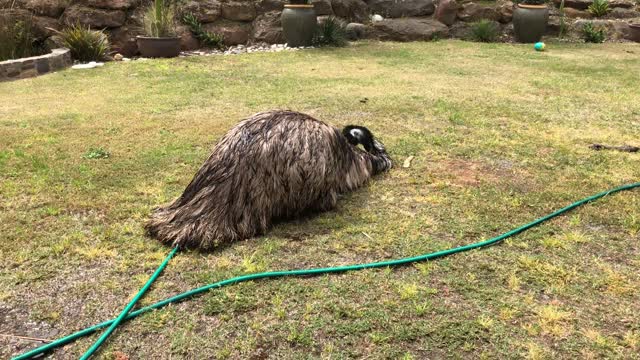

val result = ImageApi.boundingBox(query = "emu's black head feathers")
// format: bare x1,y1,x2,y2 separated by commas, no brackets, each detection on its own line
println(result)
342,125,375,152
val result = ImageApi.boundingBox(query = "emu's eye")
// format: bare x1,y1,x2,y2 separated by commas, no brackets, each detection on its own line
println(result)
349,128,364,139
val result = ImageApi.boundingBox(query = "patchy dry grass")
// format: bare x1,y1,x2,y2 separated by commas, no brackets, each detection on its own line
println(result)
1,40,640,359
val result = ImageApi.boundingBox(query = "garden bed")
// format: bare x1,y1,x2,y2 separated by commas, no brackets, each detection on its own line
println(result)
0,48,72,82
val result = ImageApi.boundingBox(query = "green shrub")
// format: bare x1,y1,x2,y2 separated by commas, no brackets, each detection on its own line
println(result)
470,20,499,43
182,13,224,49
588,0,609,17
53,23,110,62
0,10,45,61
583,23,606,43
313,16,348,47
144,0,176,37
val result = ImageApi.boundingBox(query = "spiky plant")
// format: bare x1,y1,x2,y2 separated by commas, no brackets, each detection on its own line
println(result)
313,16,348,47
182,13,224,49
144,0,176,37
588,0,609,17
558,0,567,38
51,23,110,62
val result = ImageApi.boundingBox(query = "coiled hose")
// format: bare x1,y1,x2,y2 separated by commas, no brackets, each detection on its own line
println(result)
12,182,640,360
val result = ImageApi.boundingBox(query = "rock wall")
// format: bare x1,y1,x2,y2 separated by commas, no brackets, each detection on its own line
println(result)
0,48,71,81
3,0,640,57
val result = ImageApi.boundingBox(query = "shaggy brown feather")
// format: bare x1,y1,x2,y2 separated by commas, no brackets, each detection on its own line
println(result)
145,110,392,249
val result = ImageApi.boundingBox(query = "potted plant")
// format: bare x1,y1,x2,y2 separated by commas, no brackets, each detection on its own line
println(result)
512,0,549,43
629,23,640,43
136,0,180,58
281,0,317,47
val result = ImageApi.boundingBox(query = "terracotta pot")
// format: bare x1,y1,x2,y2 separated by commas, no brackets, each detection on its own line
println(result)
281,4,317,47
513,4,549,43
628,24,640,43
136,36,181,58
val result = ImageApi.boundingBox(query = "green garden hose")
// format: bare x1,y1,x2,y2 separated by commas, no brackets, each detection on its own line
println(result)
78,246,178,360
12,182,640,360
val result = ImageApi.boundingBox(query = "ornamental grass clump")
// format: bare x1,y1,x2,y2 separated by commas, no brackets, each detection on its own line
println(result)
313,16,348,47
144,0,176,37
0,10,45,61
52,23,110,62
470,20,499,43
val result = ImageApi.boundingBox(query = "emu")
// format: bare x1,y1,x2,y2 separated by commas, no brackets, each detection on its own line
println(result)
145,110,392,249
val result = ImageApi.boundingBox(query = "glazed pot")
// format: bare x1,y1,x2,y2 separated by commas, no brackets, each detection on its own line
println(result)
513,4,549,43
281,4,317,47
628,24,640,43
136,36,181,58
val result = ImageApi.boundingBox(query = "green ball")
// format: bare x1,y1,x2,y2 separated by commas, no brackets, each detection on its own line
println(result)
534,42,546,51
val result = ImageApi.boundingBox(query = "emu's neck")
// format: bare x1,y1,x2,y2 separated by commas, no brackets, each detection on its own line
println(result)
369,140,392,174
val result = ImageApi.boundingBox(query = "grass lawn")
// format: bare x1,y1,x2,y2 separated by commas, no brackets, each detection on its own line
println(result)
1,40,640,359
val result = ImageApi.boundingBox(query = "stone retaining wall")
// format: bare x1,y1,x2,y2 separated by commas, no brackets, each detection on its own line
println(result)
0,48,72,81
3,0,640,57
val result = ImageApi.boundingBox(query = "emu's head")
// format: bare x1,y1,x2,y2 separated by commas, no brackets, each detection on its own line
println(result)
342,125,386,154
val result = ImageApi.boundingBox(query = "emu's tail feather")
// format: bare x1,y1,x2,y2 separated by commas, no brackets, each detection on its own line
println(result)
144,208,189,248
146,202,250,250
145,209,211,249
